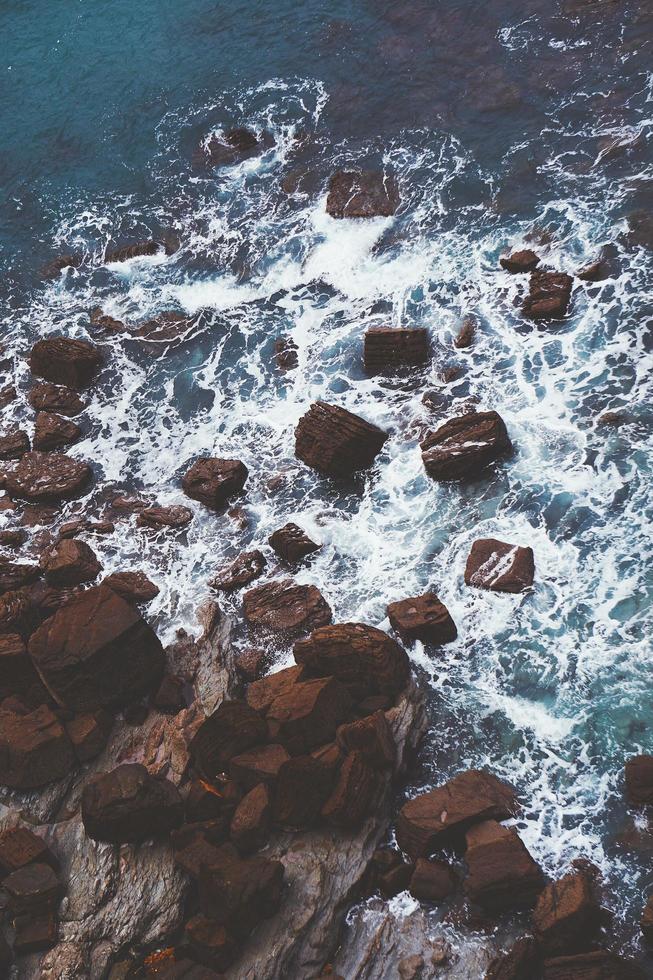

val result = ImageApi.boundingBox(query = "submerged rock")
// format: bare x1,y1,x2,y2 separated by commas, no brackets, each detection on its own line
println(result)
195,127,269,169
326,170,400,218
363,327,430,373
455,314,477,349
421,410,512,481
29,337,104,390
6,451,92,503
89,306,127,333
41,253,83,279
464,538,535,593
295,401,388,477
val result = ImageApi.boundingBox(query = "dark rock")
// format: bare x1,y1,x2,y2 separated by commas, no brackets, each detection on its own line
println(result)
184,914,238,971
420,411,512,481
110,494,148,514
294,623,410,699
124,701,149,726
273,755,334,829
0,703,75,788
57,518,88,540
246,664,305,714
104,570,159,603
0,528,28,549
532,870,601,956
409,857,457,903
0,385,16,410
0,589,37,638
336,710,395,768
465,538,535,593
182,457,248,509
266,676,352,754
295,401,388,477
41,253,83,279
65,709,113,762
269,523,321,563
641,894,653,944
486,937,541,980
6,451,92,502
0,633,39,697
186,777,242,824
0,559,41,593
625,754,653,805
198,843,284,939
230,782,271,853
28,382,85,416
190,700,268,779
229,743,290,790
152,957,222,979
89,306,126,333
455,314,477,349
0,429,30,460
3,861,61,913
363,327,430,373
377,858,414,899
105,240,174,264
235,647,268,682
522,270,573,320
577,261,609,283
33,411,81,450
29,336,104,390
387,592,457,645
40,538,102,586
326,170,400,218
322,750,379,828
0,827,55,876
137,504,193,530
541,950,646,980
81,763,183,842
274,336,298,370
133,310,191,344
152,673,186,713
500,249,540,273
211,550,266,592
463,820,544,912
196,127,267,168
243,578,332,636
13,909,58,953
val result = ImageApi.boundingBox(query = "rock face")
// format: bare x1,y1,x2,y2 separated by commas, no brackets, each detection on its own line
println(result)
6,451,92,503
33,412,81,451
28,584,165,711
363,327,430,373
28,382,85,417
29,337,104,390
0,704,75,788
268,524,320,563
295,401,388,477
463,820,544,912
326,170,400,219
500,249,540,273
522,270,573,320
243,579,332,635
532,870,601,955
211,550,266,592
182,458,248,509
294,623,410,699
40,539,102,587
464,538,535,593
387,592,457,645
81,764,183,843
0,429,30,459
421,411,512,480
625,754,653,805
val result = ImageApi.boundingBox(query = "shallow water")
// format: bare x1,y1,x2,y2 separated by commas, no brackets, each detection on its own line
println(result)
2,0,653,966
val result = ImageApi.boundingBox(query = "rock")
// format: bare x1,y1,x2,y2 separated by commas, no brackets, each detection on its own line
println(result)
363,327,430,373
33,411,81,450
42,253,83,279
409,858,457,903
532,870,601,956
246,665,305,714
294,623,410,699
541,950,646,980
89,306,127,333
198,844,284,939
0,827,55,875
190,700,268,779
154,958,223,979
274,336,298,370
396,769,519,858
322,750,380,828
0,589,37,638
29,336,104,390
3,861,61,912
0,703,75,788
6,451,92,503
28,382,85,416
0,558,41,592
500,249,540,273
463,820,544,912
398,954,424,980
577,261,609,282
376,855,414,898
229,743,290,790
0,385,16,409
243,579,332,636
336,710,395,768
269,523,321,563
230,782,271,853
641,894,653,944
295,401,388,477
133,311,191,344
0,429,30,459
14,909,58,953
0,633,39,697
486,936,541,980
65,709,113,762
522,270,573,320
184,914,238,971
235,647,268,682
326,170,400,218
40,538,102,586
0,528,28,548
455,314,477,349
420,411,512,481
625,754,653,805
387,592,457,645
152,674,186,714
137,504,193,530
211,550,266,591
196,127,267,168
464,538,535,594
105,240,174,263
104,570,160,603
28,584,165,711
186,777,242,824
81,763,183,843
266,676,352,754
182,457,248,510
272,755,334,829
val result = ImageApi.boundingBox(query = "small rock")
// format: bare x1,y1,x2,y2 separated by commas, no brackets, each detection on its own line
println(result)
211,550,266,592
268,523,321,563
184,914,238,971
0,385,17,410
196,127,267,168
28,382,85,416
500,249,540,274
421,411,512,480
89,306,126,333
464,538,535,593
104,570,159,603
40,538,102,586
29,336,104,390
363,327,430,373
274,336,298,370
0,827,55,876
409,857,458,903
33,411,81,450
522,270,573,320
0,429,30,460
182,457,248,509
81,763,184,843
295,401,388,477
326,170,400,218
6,451,92,503
230,782,271,853
243,578,332,635
137,504,193,530
455,314,477,349
387,592,457,645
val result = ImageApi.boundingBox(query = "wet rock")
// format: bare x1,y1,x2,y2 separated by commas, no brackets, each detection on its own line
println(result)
6,450,92,503
532,870,601,956
266,676,352,754
272,755,334,829
522,270,573,320
326,170,400,218
89,306,127,333
0,703,75,788
294,623,410,699
363,327,430,373
455,314,477,349
235,647,268,682
211,550,266,592
3,860,61,913
0,558,41,592
500,249,540,273
110,494,148,514
625,754,653,805
0,528,28,548
133,310,191,344
40,538,102,586
198,843,284,939
28,381,85,417
0,429,30,459
641,894,653,944
336,710,395,768
230,782,271,853
0,826,56,875
104,570,160,603
245,664,305,714
269,523,321,563
396,769,519,858
376,854,414,899
409,857,457,903
465,538,535,594
190,700,268,779
196,127,268,168
229,743,290,790
29,336,104,390
541,950,646,980
81,763,183,843
137,504,193,530
28,583,165,711
274,336,298,370
184,914,238,971
153,674,186,714
463,820,544,912
295,401,388,477
243,578,332,635
41,253,83,279
65,709,113,762
577,261,610,283
387,592,457,645
420,411,512,481
104,240,175,263
0,385,17,409
33,411,81,450
182,457,248,509
486,936,541,980
322,750,380,828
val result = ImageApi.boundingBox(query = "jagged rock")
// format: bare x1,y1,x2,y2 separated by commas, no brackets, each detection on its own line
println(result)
265,676,352,754
104,570,159,603
295,401,388,477
28,382,85,416
65,710,113,762
326,170,400,218
0,827,56,875
196,127,268,168
105,240,175,263
294,623,410,699
89,307,126,333
532,870,601,956
465,538,535,593
137,504,193,530
0,559,41,593
3,861,61,912
500,249,540,273
641,894,653,944
28,584,165,711
81,763,183,842
272,755,334,829
184,914,238,971
190,700,268,779
153,674,186,714
420,411,512,480
246,665,304,714
396,769,519,858
6,451,92,502
387,592,457,645
133,311,191,343
455,314,477,349
0,429,30,459
33,412,81,450
522,270,573,320
269,523,321,563
29,337,104,390
243,578,332,635
229,743,290,790
40,538,102,586
625,754,653,805
198,843,284,939
182,457,248,509
322,749,380,828
230,782,271,853
274,336,298,370
486,936,541,980
541,950,646,979
463,820,544,912
211,550,266,591
0,704,75,788
409,857,457,903
336,710,395,768
41,253,83,279
363,327,430,373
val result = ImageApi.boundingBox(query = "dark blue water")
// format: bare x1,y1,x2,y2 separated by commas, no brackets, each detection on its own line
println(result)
2,0,653,966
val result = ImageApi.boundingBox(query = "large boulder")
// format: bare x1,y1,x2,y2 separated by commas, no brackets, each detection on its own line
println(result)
294,401,388,477
211,550,266,592
29,337,103,390
0,704,75,788
27,584,165,711
420,411,512,480
363,327,430,373
387,592,457,645
6,451,92,503
182,457,248,509
625,754,653,805
28,383,85,417
326,170,400,219
522,270,573,320
409,858,457,903
198,843,284,939
464,538,535,593
81,763,183,843
294,623,410,699
33,412,81,451
243,579,332,635
39,538,102,587
532,870,601,956
190,700,268,780
463,820,544,912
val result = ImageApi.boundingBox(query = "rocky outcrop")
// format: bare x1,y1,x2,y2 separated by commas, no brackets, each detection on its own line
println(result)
243,579,332,635
33,412,81,451
29,337,103,390
6,451,92,503
464,538,535,593
500,249,540,274
182,458,248,510
41,254,83,279
522,270,573,320
421,411,512,480
268,523,320,563
295,401,388,477
326,170,400,219
363,327,430,373
387,592,457,645
89,307,126,334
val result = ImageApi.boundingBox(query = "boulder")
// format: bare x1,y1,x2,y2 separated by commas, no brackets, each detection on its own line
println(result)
455,314,477,349
230,782,271,853
265,676,352,754
229,743,290,790
182,457,248,509
522,270,573,320
64,709,113,762
29,336,103,390
463,820,544,912
532,870,601,956
184,914,238,971
33,411,81,450
336,710,395,768
295,401,388,477
363,327,430,373
104,240,174,263
13,909,58,954
326,170,400,218
0,429,30,459
104,570,160,603
235,647,268,682
486,937,541,980
81,763,183,843
464,538,535,593
294,623,410,699
196,127,267,168
0,528,28,549
541,951,646,980
152,673,186,713
190,700,268,779
211,550,266,591
321,750,380,828
268,524,321,563
641,894,653,944
40,538,102,586
0,704,75,788
500,249,540,273
272,755,334,829
28,584,165,711
387,592,457,645
420,411,512,480
6,451,92,503
625,754,653,805
243,578,332,635
3,861,61,913
137,504,193,530
0,827,55,876
41,253,83,279
28,382,85,416
375,853,414,899
89,306,127,333
0,559,41,592
396,769,519,858
245,665,305,714
409,857,457,903
577,261,609,283
0,633,40,697
198,843,284,938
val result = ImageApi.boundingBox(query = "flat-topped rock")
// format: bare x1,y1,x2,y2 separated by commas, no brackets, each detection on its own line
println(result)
269,524,321,563
295,401,388,477
6,451,92,503
182,457,248,509
33,411,81,450
103,570,159,603
464,538,535,593
463,820,544,912
81,763,183,843
532,870,601,956
364,327,430,373
387,592,457,645
294,623,410,699
500,249,540,273
29,336,103,390
326,170,400,219
39,538,102,587
522,270,573,320
421,411,512,480
0,704,75,788
28,382,85,417
211,550,266,591
243,578,332,635
137,504,193,530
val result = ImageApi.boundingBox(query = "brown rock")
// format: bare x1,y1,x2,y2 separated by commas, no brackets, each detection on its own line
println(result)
198,843,284,938
13,909,58,953
182,457,248,509
6,451,92,503
641,894,653,944
486,936,541,980
0,827,55,876
522,270,573,320
421,411,512,481
577,261,609,283
532,870,601,956
3,861,61,913
81,763,183,842
89,306,126,333
409,857,457,903
273,755,334,828
463,820,544,912
387,592,457,645
152,673,186,714
105,240,174,263
465,538,535,593
0,704,75,788
541,950,646,980
625,754,653,805
229,743,290,790
269,523,321,563
245,664,304,714
336,710,395,768
321,749,379,828
65,709,113,762
235,647,268,682
0,429,30,460
243,578,332,635
33,411,81,450
0,559,41,593
41,253,83,278
186,777,242,824
274,336,298,370
137,504,193,530
40,538,102,586
29,336,103,389
326,170,400,218
133,310,190,343
211,550,266,591
184,914,238,971
0,634,40,698
500,249,540,273
295,401,388,477
0,528,28,549
230,782,271,853
377,859,414,899
455,314,477,349
196,127,267,168
363,327,430,373
190,700,268,779
104,570,159,603
28,382,85,416
266,676,352,754
0,385,16,410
